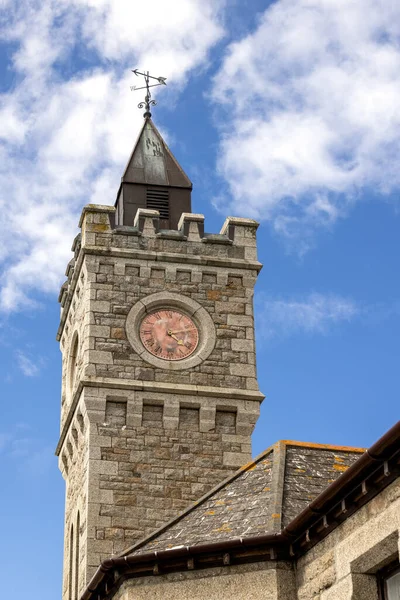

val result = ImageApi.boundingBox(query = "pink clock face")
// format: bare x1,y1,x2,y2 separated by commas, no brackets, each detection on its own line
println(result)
140,309,199,360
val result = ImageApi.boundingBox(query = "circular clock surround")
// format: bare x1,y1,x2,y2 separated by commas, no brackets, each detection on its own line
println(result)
126,292,216,371
140,309,199,360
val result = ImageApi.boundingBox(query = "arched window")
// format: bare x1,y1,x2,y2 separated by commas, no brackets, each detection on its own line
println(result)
68,524,74,600
74,512,80,600
68,333,79,398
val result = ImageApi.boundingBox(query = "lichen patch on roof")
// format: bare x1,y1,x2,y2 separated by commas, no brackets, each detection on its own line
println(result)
281,444,364,527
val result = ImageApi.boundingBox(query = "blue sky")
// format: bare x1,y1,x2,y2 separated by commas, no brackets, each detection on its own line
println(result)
1,0,400,598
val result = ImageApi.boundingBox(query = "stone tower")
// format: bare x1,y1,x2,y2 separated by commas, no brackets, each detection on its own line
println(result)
56,116,264,600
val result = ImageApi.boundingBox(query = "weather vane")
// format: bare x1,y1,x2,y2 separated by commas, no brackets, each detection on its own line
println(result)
130,69,167,118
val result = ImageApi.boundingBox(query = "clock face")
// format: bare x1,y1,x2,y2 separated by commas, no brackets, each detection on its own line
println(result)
139,309,199,360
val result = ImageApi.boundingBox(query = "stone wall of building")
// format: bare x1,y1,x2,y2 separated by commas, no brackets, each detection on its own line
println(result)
59,400,89,600
114,563,296,600
295,477,400,599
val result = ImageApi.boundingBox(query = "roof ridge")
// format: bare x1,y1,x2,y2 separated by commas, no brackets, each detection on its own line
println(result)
280,439,366,453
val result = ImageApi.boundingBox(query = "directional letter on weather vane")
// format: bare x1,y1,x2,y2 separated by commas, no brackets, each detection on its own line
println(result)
130,69,167,118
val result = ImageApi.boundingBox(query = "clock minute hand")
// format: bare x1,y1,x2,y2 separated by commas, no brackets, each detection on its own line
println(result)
169,327,196,334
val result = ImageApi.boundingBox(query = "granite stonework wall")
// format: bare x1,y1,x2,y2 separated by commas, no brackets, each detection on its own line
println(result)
114,563,296,600
59,256,89,430
295,477,400,600
79,385,259,581
57,204,264,586
59,401,89,600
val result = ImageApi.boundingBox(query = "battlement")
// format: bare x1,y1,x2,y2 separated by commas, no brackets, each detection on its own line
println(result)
78,204,258,251
57,204,261,340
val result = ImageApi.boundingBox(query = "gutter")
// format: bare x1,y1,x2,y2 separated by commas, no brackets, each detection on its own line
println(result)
81,534,289,600
80,420,400,600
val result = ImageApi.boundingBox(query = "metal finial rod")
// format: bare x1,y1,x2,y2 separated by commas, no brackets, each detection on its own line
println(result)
130,69,167,118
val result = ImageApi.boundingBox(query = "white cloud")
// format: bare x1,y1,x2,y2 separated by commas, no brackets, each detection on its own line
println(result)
15,350,42,377
256,293,357,339
212,0,400,244
74,0,224,78
0,0,225,311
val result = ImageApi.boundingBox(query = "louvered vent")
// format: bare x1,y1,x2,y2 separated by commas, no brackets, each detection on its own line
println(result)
146,188,169,220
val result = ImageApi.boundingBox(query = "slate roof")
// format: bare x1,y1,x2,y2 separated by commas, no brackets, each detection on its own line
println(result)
124,440,364,557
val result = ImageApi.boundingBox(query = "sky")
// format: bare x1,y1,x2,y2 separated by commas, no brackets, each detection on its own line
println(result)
0,0,400,597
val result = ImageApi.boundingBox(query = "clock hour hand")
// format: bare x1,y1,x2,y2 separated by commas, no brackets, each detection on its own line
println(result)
167,330,184,345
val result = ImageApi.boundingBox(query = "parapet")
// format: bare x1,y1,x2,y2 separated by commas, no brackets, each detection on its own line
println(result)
57,204,261,340
78,203,259,250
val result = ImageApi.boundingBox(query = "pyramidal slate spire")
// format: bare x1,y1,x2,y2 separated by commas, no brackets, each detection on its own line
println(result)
115,117,192,230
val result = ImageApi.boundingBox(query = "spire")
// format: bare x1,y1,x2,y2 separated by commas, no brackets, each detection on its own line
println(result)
115,118,192,229
122,117,192,188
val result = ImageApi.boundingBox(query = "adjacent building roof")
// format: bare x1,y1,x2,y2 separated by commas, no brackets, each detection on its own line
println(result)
126,440,364,556
81,423,400,600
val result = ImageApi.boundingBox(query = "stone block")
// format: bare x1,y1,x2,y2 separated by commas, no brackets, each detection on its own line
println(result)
231,338,254,352
230,363,255,377
227,314,254,327
244,246,258,260
114,263,125,275
215,301,245,314
91,300,111,313
91,325,111,338
86,350,113,365
89,459,118,475
223,451,250,467
200,405,216,432
111,327,126,339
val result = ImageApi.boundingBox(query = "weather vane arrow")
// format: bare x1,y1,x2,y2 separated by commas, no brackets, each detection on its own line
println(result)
130,69,167,118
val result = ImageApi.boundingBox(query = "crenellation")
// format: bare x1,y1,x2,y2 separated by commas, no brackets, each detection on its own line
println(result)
61,452,69,477
66,258,75,279
76,410,84,433
134,207,159,235
71,425,78,444
67,439,73,458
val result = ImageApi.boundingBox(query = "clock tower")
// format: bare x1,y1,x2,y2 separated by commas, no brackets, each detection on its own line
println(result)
56,115,263,600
